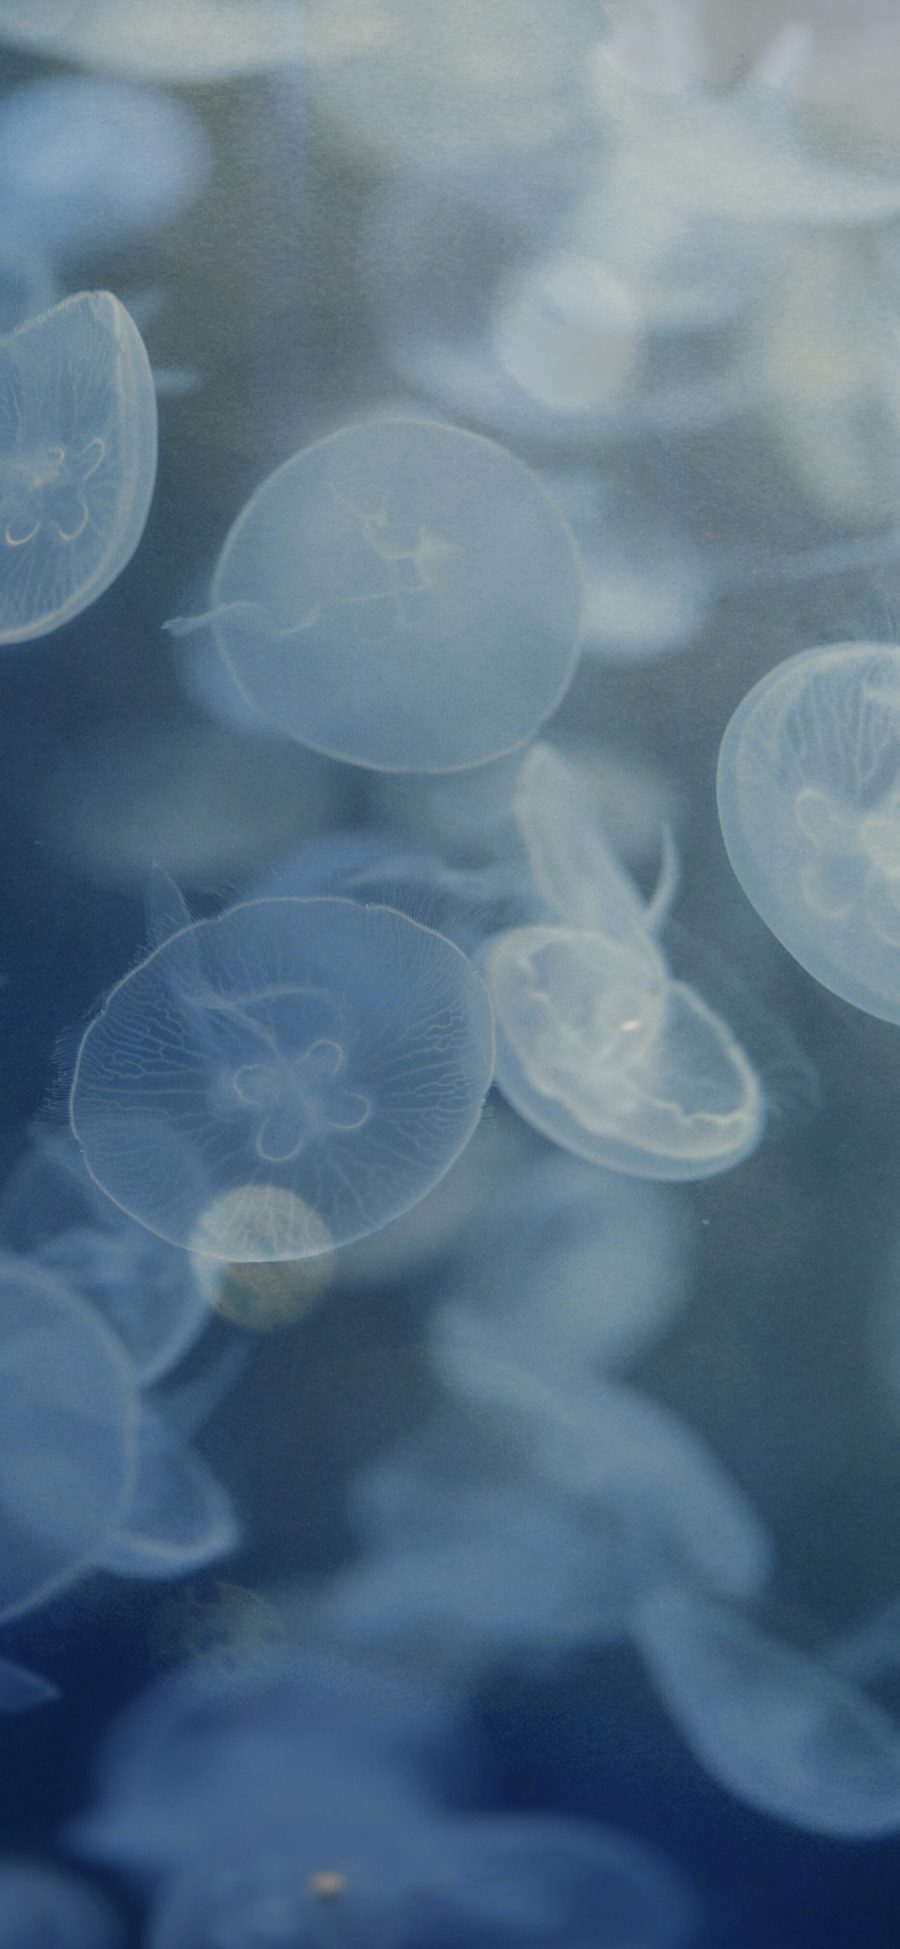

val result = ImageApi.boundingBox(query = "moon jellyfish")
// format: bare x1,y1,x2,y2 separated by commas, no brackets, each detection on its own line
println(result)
0,291,157,644
0,1256,138,1624
0,1125,207,1384
70,897,495,1260
633,1585,900,1838
99,1406,239,1580
0,1863,124,1947
170,417,584,772
512,741,668,941
0,79,210,257
717,642,900,1023
484,921,763,1180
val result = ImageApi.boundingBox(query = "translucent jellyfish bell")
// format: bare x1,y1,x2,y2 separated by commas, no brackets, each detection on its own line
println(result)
69,896,495,1261
172,417,584,772
0,79,210,257
0,1255,138,1624
0,1862,124,1948
717,642,900,1023
484,922,763,1179
634,1585,900,1839
0,291,157,644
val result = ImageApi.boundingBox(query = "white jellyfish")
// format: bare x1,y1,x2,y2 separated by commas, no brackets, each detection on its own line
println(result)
0,78,210,258
633,1584,900,1839
167,416,585,772
0,291,157,644
717,642,900,1023
70,896,495,1261
484,921,763,1180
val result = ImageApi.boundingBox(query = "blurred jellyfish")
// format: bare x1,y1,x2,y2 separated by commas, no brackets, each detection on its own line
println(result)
717,641,900,1023
148,1813,698,1949
0,1125,207,1384
70,896,495,1261
0,291,157,645
0,78,210,258
0,1861,124,1947
543,466,715,663
590,26,900,228
36,708,345,890
633,1584,900,1838
428,1359,773,1614
167,417,585,772
364,173,753,452
73,1647,698,1949
309,0,603,173
0,0,310,82
0,1255,139,1624
485,921,763,1180
433,1152,694,1386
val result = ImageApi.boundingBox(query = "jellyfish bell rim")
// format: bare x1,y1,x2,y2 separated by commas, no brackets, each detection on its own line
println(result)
0,288,158,648
68,895,496,1263
208,414,587,776
716,639,900,1026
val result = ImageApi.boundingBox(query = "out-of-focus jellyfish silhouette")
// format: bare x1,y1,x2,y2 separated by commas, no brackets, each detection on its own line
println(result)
0,1255,139,1624
37,708,345,890
0,291,157,645
590,19,900,227
0,0,312,82
431,1131,695,1385
633,1584,900,1838
0,1861,124,1946
717,642,900,1023
0,1125,207,1384
73,1648,699,1948
544,467,715,663
70,896,495,1261
0,1244,237,1619
168,416,585,772
364,173,754,452
309,0,603,174
0,78,210,258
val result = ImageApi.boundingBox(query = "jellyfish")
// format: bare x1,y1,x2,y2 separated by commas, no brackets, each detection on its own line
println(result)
0,1125,207,1384
167,417,585,772
69,896,495,1260
0,1862,124,1947
0,290,157,645
431,1138,695,1388
363,173,753,453
542,466,715,663
0,79,210,258
309,0,603,175
73,1648,697,1949
717,642,900,1024
633,1585,900,1838
0,0,310,82
0,1255,139,1624
511,740,673,941
484,921,763,1180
